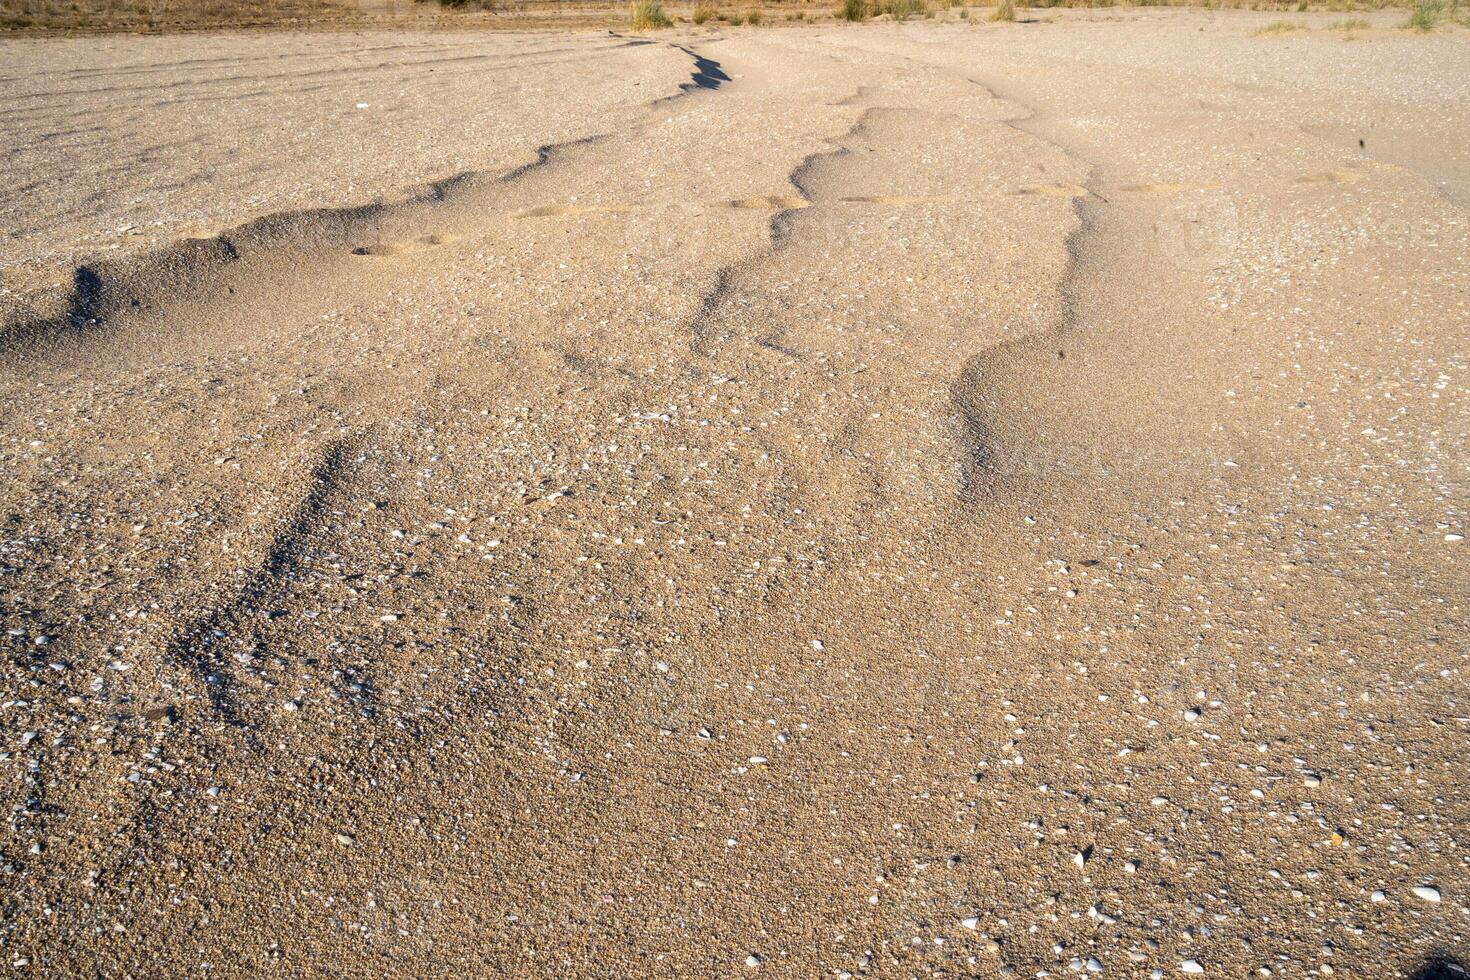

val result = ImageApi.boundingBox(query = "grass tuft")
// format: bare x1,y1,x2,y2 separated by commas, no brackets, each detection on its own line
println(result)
1404,0,1442,28
992,0,1015,19
839,0,869,18
1255,18,1302,33
744,6,761,22
884,0,927,18
629,0,672,29
692,0,717,21
1326,16,1369,27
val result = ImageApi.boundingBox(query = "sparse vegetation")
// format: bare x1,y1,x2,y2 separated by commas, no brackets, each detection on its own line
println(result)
885,0,928,18
0,0,1447,34
1404,0,1442,28
629,0,672,28
992,0,1015,19
744,6,761,22
0,0,356,31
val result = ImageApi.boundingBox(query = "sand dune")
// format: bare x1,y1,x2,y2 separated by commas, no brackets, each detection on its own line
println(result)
1,13,1467,977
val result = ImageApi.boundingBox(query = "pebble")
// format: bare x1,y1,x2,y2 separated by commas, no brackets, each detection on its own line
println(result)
1183,708,1201,722
1411,885,1441,903
1181,961,1204,974
1303,774,1321,788
1086,956,1104,973
745,953,764,968
961,916,980,930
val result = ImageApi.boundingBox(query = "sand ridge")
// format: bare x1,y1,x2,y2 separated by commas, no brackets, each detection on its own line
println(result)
0,13,1467,978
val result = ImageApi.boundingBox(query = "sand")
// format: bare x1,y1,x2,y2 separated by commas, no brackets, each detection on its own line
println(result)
1,11,1467,977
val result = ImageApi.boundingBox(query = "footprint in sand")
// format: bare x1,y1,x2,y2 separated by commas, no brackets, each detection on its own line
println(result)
1294,168,1363,185
719,196,810,210
513,204,637,218
351,242,411,257
1118,182,1224,194
838,195,952,205
352,232,460,256
1012,184,1089,198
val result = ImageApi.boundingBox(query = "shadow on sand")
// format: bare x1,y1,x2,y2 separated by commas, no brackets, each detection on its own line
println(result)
1414,956,1468,980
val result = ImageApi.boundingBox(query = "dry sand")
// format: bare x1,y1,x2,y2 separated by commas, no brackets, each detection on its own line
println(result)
1,11,1468,977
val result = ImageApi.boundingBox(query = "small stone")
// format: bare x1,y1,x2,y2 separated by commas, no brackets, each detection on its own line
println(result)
1304,774,1321,788
1370,890,1386,903
961,916,980,930
1411,885,1441,903
1125,861,1138,874
1087,957,1104,973
745,953,764,968
1073,846,1092,870
335,833,355,846
1181,961,1205,974
1445,533,1463,542
748,756,768,765
1183,708,1201,722
810,639,825,651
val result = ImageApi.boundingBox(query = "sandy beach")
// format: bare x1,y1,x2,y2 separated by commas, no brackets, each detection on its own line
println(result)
1,11,1467,976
